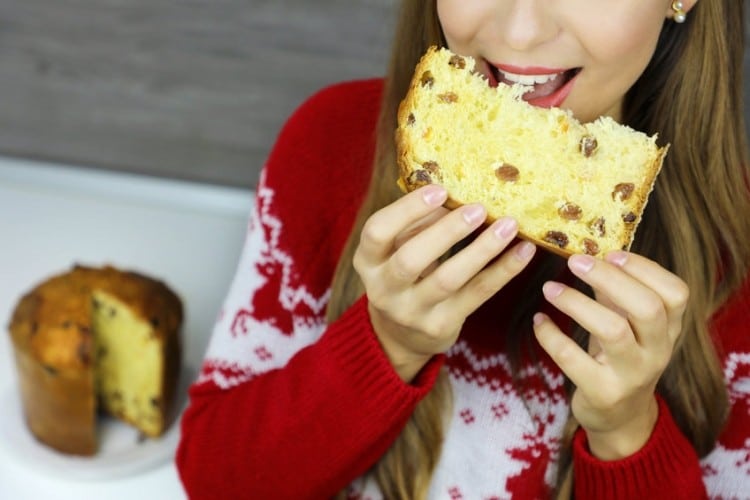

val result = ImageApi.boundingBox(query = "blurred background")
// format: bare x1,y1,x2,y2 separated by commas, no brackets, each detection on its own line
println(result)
0,0,398,189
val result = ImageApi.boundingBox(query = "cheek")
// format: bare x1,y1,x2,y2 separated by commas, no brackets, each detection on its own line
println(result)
437,0,485,49
568,15,665,121
577,8,664,66
607,26,661,64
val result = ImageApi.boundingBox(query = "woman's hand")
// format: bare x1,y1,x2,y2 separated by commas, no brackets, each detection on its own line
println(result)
533,251,690,460
353,185,537,382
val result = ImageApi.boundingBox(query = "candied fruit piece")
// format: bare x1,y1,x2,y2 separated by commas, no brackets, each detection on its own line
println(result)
622,212,637,223
612,183,635,201
407,169,433,188
422,161,440,173
438,92,458,103
495,164,519,182
544,231,569,248
589,217,606,237
582,238,600,256
448,55,466,69
421,71,435,88
580,135,598,157
558,202,583,221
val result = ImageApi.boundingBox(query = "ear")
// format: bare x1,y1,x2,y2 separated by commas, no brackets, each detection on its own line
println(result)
666,0,698,21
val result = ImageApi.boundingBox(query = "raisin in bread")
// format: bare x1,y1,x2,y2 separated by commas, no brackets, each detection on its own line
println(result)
8,265,183,455
396,46,668,257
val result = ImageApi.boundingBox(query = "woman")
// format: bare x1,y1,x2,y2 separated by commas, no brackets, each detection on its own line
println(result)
177,1,750,498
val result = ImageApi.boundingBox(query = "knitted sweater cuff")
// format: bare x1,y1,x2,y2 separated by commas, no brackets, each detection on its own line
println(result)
325,295,445,410
572,395,706,499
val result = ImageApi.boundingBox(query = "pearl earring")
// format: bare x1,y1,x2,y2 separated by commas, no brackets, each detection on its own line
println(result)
671,1,687,23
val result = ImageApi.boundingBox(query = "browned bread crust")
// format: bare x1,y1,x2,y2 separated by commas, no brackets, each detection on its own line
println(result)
8,264,183,455
396,46,668,257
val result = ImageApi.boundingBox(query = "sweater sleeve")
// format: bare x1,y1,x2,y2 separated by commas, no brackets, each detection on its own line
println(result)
175,79,446,498
176,296,443,499
572,395,707,499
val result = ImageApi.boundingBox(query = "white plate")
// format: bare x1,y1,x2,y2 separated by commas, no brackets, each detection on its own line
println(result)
0,366,195,481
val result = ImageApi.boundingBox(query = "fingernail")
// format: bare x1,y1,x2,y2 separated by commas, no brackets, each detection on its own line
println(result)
606,251,628,267
533,312,545,326
462,204,486,225
569,254,595,274
543,281,565,299
422,185,447,206
493,217,518,239
515,241,536,260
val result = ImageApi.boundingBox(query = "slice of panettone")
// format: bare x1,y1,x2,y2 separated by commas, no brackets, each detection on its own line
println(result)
396,46,668,257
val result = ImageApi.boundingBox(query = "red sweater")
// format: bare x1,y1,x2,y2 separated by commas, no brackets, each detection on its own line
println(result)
176,79,750,499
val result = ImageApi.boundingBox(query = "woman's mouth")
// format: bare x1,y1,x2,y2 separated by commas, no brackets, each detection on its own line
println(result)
486,62,581,108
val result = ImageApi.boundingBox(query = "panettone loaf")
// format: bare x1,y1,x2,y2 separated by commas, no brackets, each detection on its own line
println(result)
396,46,668,257
7,265,183,456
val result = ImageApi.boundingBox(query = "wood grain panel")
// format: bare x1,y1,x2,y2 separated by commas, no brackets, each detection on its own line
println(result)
0,0,397,188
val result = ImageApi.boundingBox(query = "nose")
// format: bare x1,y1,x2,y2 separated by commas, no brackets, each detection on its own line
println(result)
496,0,558,52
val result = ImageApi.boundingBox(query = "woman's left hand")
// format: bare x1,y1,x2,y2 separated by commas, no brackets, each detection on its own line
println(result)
533,250,690,460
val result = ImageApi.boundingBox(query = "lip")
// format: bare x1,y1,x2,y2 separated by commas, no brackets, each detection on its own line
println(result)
483,60,580,109
525,71,579,108
492,63,570,76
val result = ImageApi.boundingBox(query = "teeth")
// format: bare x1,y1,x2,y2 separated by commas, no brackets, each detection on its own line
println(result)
499,70,560,85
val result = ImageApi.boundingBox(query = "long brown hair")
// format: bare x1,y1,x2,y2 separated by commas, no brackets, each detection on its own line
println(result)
328,1,750,497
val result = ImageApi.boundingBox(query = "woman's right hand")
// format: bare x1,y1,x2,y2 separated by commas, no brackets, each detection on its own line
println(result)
353,184,537,382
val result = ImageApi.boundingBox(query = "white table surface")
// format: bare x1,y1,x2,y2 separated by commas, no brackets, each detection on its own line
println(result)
0,156,254,499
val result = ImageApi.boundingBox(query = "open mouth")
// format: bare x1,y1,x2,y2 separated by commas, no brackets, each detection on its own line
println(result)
486,63,581,108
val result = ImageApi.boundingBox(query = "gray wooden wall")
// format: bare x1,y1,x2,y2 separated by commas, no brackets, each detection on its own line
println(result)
0,1,748,189
0,0,397,188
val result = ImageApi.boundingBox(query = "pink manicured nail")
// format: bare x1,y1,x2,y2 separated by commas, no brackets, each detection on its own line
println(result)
421,185,447,206
533,312,546,326
515,241,536,260
569,254,595,274
493,217,518,239
606,251,629,267
462,204,486,225
543,281,565,299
